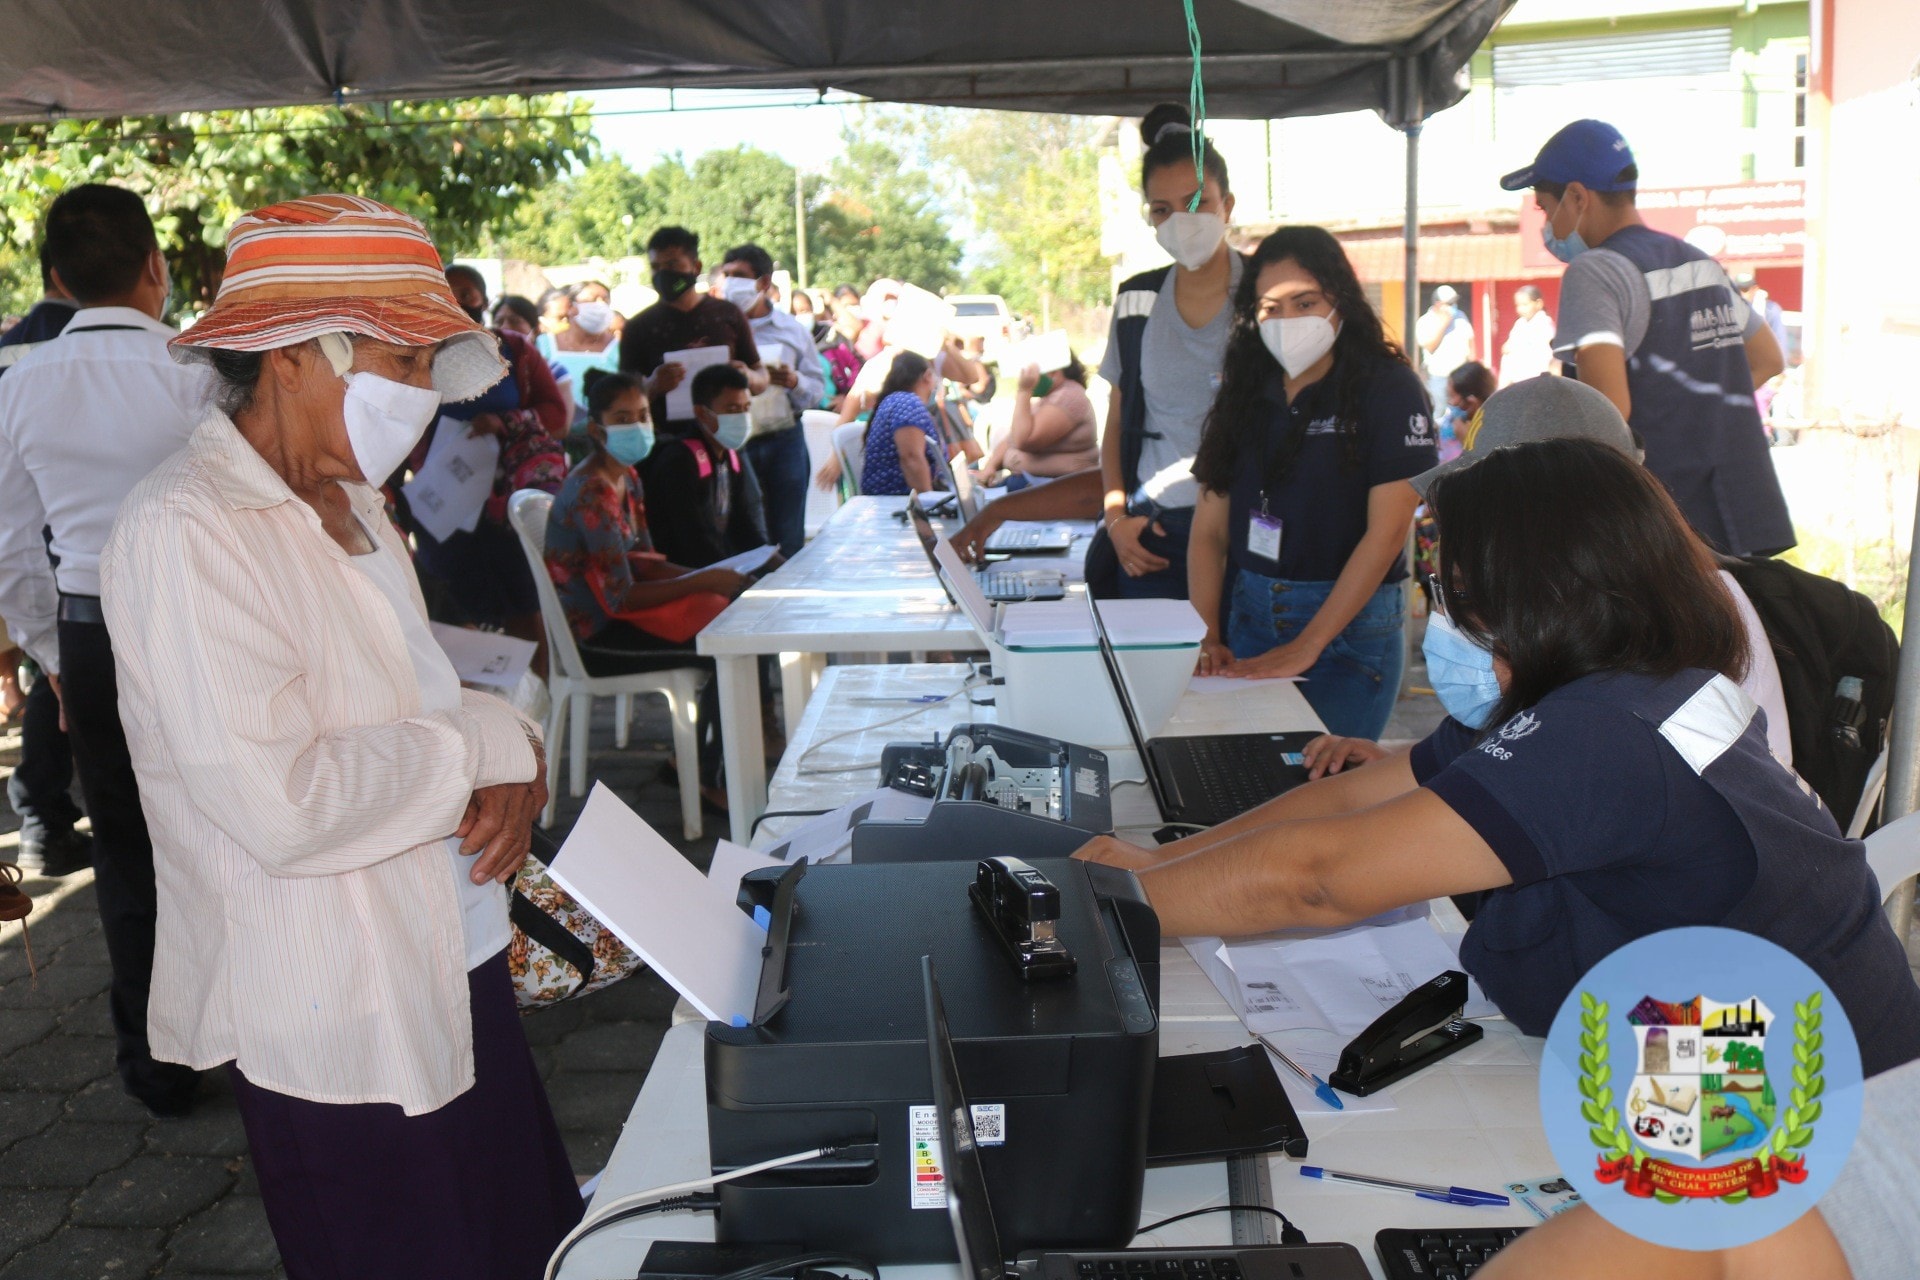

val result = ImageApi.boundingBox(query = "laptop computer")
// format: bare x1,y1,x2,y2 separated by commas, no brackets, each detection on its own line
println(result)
909,498,1066,604
1084,594,1319,829
947,459,1077,556
922,957,1369,1280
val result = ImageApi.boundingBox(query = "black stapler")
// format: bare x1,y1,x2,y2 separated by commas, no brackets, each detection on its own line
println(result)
1327,970,1483,1096
969,856,1077,980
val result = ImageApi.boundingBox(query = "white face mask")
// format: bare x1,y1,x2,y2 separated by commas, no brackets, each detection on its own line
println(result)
721,277,761,312
317,332,442,484
1258,313,1339,378
573,300,614,334
1155,211,1226,271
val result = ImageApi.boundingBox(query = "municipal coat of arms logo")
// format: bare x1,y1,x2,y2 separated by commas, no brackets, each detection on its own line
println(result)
1577,988,1821,1203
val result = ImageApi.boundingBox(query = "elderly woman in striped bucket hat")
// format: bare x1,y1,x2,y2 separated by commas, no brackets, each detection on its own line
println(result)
98,195,580,1279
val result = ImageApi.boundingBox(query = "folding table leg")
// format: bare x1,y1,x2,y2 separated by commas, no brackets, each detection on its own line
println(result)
778,651,825,740
715,655,767,843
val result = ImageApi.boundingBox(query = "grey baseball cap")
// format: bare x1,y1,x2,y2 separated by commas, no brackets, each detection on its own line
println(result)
1409,376,1641,500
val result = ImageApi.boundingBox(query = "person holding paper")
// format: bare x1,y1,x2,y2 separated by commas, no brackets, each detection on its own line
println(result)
547,370,753,809
100,196,580,1279
617,225,768,428
976,349,1098,486
720,243,826,558
1077,437,1920,1077
1186,226,1434,739
643,363,778,570
1096,104,1245,601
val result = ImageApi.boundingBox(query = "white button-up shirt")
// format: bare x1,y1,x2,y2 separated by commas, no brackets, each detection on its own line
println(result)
0,306,209,672
102,410,540,1115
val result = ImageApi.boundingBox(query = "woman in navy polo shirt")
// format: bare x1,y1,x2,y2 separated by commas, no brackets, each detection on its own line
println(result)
1188,226,1436,738
1079,439,1920,1075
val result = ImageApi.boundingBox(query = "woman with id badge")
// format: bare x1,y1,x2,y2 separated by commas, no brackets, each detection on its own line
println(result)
1188,227,1434,738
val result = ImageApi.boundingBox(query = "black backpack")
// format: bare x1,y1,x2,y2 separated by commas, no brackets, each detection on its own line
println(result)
1722,556,1898,831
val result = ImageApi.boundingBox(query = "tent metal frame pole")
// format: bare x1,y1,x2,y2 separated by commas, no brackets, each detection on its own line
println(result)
1877,478,1920,934
1402,121,1421,364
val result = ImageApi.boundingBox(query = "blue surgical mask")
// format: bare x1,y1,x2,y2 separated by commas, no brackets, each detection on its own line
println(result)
603,422,654,466
1422,611,1504,730
1541,199,1589,264
713,411,752,451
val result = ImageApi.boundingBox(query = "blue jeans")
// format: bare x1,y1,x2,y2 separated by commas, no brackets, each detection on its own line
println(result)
1227,574,1406,739
745,424,809,559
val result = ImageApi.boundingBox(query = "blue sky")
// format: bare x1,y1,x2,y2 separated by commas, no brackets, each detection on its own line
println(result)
584,88,860,173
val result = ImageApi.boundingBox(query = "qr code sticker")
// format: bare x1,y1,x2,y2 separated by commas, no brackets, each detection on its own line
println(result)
970,1103,1006,1146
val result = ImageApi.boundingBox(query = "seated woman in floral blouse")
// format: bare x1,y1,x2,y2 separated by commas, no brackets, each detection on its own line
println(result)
544,372,754,804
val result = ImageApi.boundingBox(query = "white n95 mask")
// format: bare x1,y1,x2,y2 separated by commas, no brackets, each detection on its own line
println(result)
1258,313,1339,378
317,331,443,484
573,300,614,334
1155,211,1226,271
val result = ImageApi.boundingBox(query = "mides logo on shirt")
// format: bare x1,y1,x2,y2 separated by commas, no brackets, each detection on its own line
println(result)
1477,711,1542,760
1405,413,1432,448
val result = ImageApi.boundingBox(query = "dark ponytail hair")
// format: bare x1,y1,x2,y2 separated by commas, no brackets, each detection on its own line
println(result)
878,350,933,402
1192,226,1408,494
1139,104,1229,196
1430,438,1748,731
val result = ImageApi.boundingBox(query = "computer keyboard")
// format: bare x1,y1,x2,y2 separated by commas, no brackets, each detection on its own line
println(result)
1073,1256,1244,1279
1374,1226,1529,1279
977,569,1058,601
1185,737,1290,816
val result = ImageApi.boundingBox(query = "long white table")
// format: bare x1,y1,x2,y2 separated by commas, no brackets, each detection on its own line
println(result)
696,496,1091,842
562,665,1552,1280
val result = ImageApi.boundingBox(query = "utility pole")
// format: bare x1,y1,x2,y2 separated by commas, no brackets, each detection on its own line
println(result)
794,169,809,291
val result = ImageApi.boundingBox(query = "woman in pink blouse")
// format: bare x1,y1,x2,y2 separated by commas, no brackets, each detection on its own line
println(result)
100,196,578,1280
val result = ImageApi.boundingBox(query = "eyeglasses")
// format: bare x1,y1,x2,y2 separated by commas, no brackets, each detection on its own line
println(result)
1426,573,1457,619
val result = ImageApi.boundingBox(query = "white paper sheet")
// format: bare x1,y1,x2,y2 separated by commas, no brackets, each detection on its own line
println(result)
930,534,996,636
546,784,765,1024
428,622,536,690
1004,329,1073,376
1223,915,1497,1040
757,788,937,863
1185,674,1306,691
401,417,499,543
706,544,780,577
662,346,734,421
887,284,957,357
757,340,794,370
998,598,1206,649
708,838,783,889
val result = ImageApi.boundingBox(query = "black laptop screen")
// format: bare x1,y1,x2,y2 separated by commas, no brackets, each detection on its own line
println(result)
924,957,1005,1280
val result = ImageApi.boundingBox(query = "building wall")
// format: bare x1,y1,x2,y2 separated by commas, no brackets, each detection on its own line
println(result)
1802,0,1920,425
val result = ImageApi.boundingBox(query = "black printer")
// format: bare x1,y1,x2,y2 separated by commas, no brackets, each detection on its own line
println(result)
854,723,1112,862
705,857,1159,1264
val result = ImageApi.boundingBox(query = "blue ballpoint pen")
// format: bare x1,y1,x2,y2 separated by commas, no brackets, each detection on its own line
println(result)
1253,1033,1343,1111
1299,1166,1510,1208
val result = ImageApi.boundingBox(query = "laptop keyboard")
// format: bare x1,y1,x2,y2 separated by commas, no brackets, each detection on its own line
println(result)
989,528,1053,551
1374,1226,1528,1279
1074,1257,1244,1279
978,569,1059,601
1180,736,1292,819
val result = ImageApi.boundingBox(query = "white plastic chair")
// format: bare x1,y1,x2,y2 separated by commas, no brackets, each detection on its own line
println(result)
1863,806,1920,938
800,409,843,540
506,490,709,838
831,421,867,493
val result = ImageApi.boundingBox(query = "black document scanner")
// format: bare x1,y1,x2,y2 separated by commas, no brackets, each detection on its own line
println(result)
706,857,1160,1264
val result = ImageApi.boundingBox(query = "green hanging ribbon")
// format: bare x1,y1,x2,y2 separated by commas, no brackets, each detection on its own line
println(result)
1182,0,1207,211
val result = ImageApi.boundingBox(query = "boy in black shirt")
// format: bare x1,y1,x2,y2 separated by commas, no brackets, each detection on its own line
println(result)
642,363,773,569
618,225,768,429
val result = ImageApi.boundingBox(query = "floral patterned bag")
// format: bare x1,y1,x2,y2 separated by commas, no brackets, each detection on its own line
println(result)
507,830,645,1008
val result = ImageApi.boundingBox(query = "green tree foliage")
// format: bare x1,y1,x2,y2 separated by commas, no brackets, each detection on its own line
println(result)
497,141,962,293
0,97,594,307
854,106,1112,316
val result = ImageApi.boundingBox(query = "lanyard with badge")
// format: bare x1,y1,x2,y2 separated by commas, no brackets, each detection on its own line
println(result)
1247,392,1290,564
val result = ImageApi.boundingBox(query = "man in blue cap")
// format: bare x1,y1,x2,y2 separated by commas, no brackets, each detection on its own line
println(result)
1502,119,1792,557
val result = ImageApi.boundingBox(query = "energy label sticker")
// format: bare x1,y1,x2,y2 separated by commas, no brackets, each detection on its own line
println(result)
909,1104,946,1209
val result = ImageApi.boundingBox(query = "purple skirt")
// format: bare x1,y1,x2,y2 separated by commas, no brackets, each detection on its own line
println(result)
229,951,583,1280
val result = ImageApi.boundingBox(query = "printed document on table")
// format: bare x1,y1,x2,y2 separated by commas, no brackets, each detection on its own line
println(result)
706,544,780,577
402,417,498,543
662,346,733,420
428,622,536,690
548,784,764,1023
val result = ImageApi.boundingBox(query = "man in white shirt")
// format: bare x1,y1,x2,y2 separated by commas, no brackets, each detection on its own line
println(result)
1416,284,1475,409
717,243,826,558
1498,284,1559,386
0,183,211,1117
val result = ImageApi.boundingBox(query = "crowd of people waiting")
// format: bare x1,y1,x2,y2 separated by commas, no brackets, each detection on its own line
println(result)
0,100,1912,1280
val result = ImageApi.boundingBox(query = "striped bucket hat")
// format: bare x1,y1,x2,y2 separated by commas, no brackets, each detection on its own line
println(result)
170,194,504,402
